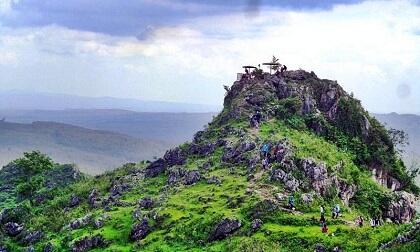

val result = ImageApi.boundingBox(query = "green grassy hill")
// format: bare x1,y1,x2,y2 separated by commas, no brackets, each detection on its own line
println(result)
0,70,418,251
0,121,168,174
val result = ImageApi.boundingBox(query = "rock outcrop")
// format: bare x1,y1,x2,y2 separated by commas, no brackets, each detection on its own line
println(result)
130,219,150,241
383,192,416,223
71,234,107,252
209,218,241,241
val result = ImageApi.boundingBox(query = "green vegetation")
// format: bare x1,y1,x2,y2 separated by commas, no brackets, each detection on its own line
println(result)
1,73,418,251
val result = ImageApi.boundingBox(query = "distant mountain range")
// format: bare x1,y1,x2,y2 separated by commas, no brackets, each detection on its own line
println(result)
0,91,221,113
0,120,168,174
0,109,216,144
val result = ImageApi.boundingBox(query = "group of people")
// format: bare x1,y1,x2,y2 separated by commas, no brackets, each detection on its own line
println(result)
319,204,341,233
369,216,382,228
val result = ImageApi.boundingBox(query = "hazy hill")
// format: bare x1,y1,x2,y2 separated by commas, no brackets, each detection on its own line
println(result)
0,109,216,144
0,121,168,174
0,91,221,113
373,113,420,164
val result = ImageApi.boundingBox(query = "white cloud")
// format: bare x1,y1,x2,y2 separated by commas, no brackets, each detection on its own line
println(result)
0,0,19,15
0,0,420,111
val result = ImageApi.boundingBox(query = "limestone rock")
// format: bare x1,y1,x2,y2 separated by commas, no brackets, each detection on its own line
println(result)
129,219,150,241
209,218,241,241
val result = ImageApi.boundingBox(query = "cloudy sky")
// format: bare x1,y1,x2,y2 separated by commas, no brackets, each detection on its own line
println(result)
0,0,419,113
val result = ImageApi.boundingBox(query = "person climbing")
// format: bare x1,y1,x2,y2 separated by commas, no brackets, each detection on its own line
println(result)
321,222,328,233
375,216,381,227
334,204,341,218
358,216,364,227
262,157,269,170
331,206,337,219
281,65,287,73
255,110,262,124
370,218,375,228
320,212,326,224
288,195,295,210
260,143,271,158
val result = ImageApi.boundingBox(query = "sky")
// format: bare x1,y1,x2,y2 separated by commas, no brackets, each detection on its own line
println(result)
0,0,419,113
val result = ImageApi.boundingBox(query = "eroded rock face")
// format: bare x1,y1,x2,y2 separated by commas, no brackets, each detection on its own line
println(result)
144,158,166,178
300,158,329,194
139,197,154,209
384,191,416,223
88,189,99,208
209,218,241,241
69,194,80,208
372,168,402,191
43,243,53,252
335,179,356,205
3,222,23,237
270,169,299,191
130,219,150,241
188,143,216,156
184,170,201,185
222,140,256,164
71,234,107,252
164,147,187,167
21,230,43,245
167,168,187,184
69,215,93,230
251,219,263,232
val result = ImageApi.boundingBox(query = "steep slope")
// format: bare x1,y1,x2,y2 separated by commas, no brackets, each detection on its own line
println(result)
0,121,168,174
0,69,418,252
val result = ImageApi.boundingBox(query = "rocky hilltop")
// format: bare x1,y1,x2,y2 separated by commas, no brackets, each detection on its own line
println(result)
0,68,418,251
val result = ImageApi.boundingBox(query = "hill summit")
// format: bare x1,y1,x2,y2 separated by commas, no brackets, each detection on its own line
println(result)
0,67,418,251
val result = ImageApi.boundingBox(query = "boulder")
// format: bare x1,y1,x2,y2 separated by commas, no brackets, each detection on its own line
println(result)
21,230,43,245
188,143,216,156
163,147,187,167
130,219,150,241
184,170,201,185
207,176,221,185
71,234,107,252
43,243,53,252
139,197,154,209
69,215,92,230
301,193,315,204
69,194,80,208
3,222,23,237
270,169,299,191
167,168,186,184
384,191,416,223
110,181,130,197
222,140,256,164
87,189,100,208
314,243,326,252
209,218,241,241
144,158,166,178
251,219,263,232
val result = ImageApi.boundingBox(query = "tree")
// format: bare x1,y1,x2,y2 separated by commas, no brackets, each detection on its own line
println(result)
13,151,54,203
387,128,409,154
270,55,280,71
